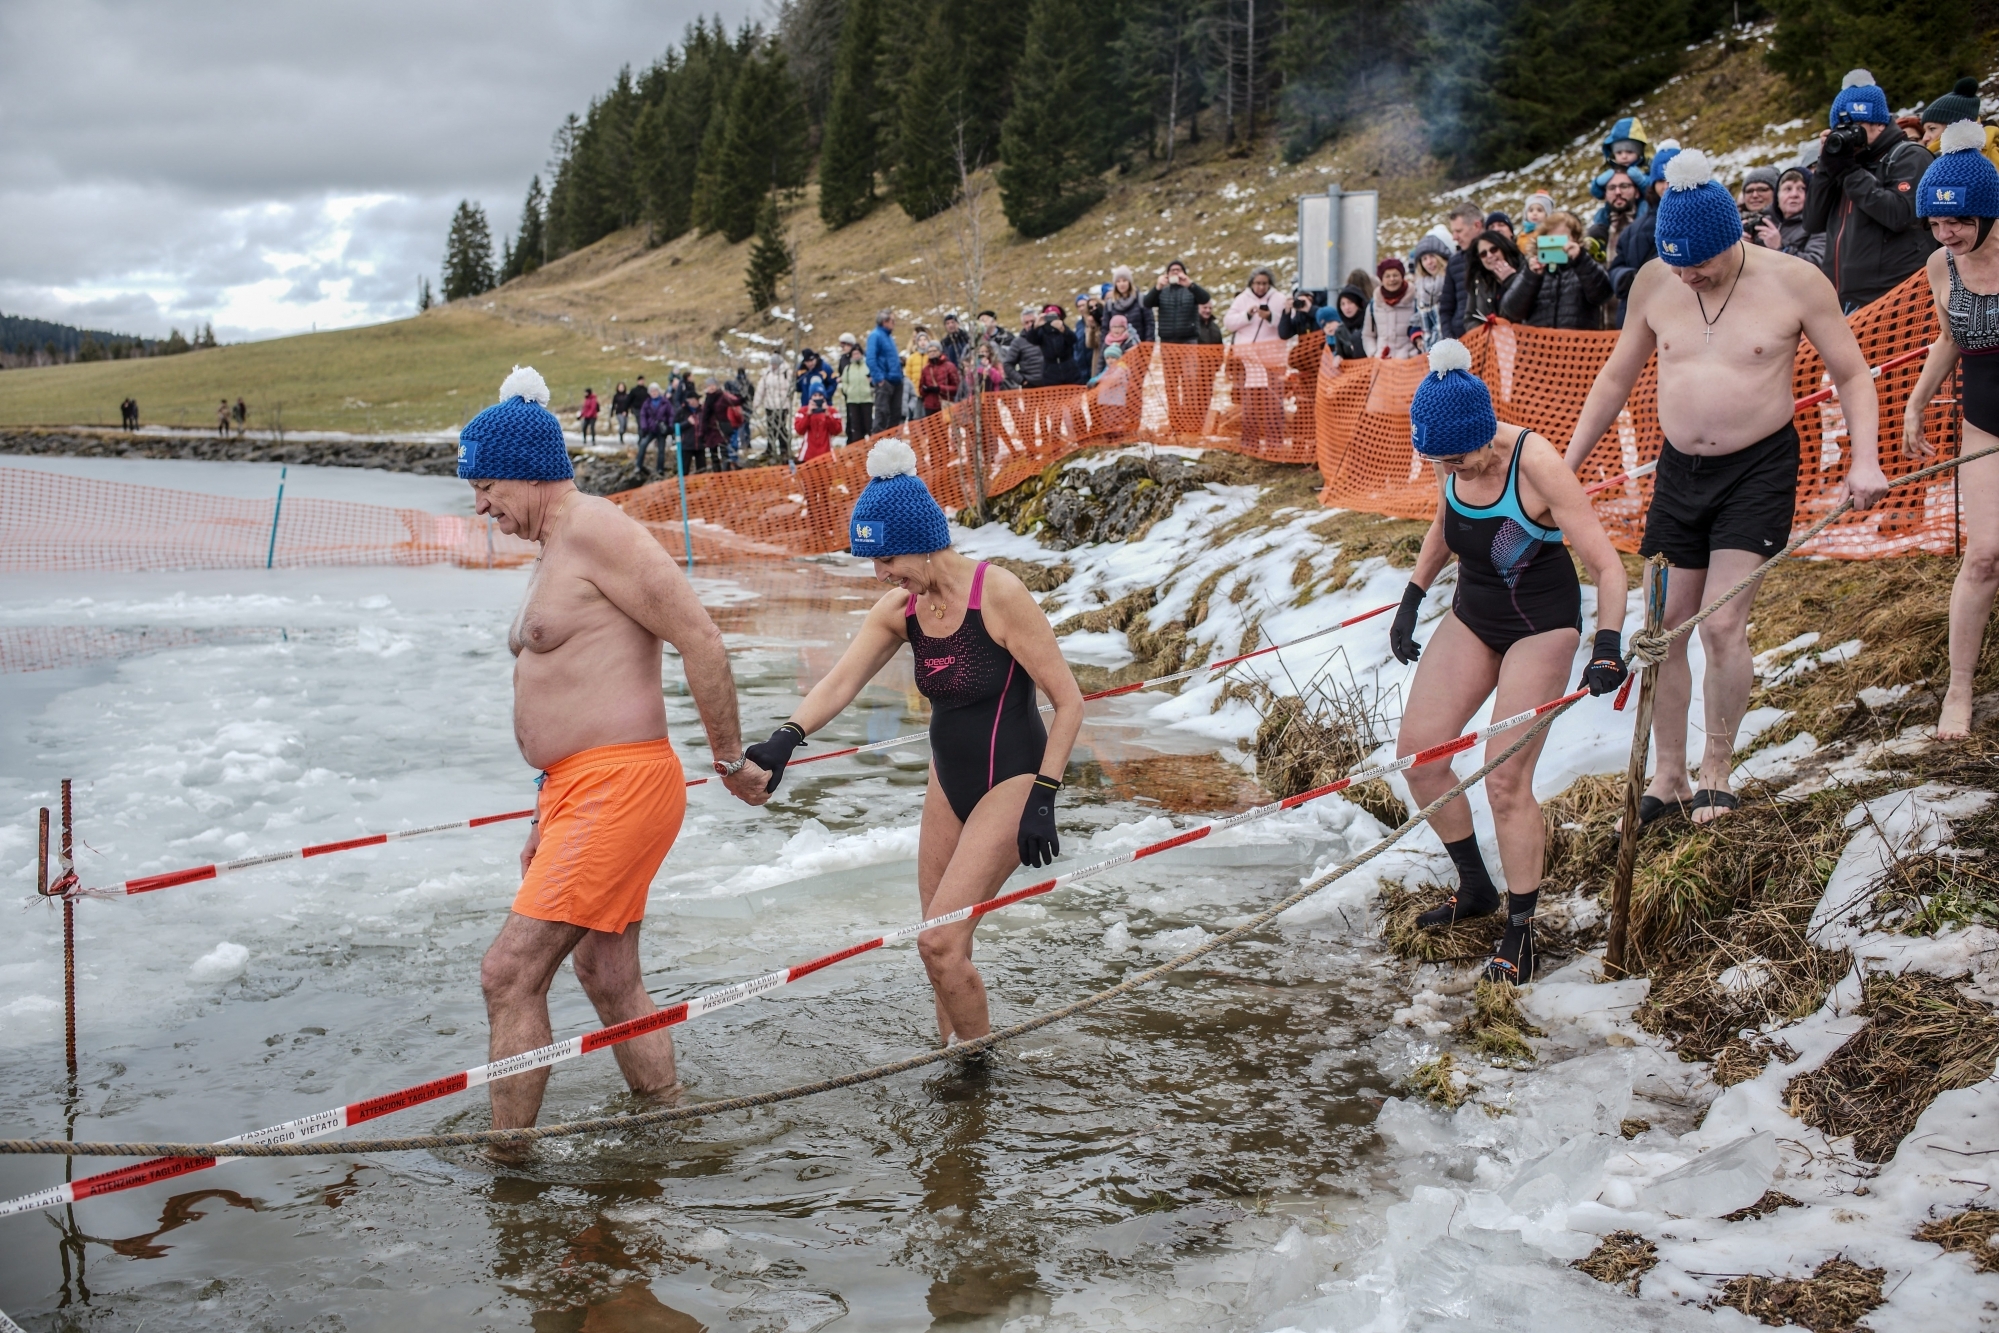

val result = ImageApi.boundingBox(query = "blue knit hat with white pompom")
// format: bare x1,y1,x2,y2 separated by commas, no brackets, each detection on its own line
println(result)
457,366,574,480
1408,340,1497,458
1654,149,1742,267
1919,122,1999,218
848,440,951,557
1830,70,1892,128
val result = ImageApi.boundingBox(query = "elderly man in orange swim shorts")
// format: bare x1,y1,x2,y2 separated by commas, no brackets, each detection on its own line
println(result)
460,367,770,1141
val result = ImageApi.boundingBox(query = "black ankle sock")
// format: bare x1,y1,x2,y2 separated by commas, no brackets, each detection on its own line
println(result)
1485,889,1540,984
1443,836,1500,908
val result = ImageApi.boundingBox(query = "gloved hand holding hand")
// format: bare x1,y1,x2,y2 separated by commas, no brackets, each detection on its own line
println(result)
1017,775,1062,868
1390,582,1427,665
1579,629,1629,696
744,722,808,794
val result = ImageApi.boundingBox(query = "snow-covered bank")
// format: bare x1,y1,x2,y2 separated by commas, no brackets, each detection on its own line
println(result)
959,447,1999,1329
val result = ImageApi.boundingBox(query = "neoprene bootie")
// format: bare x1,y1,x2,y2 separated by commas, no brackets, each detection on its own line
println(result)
1482,889,1539,984
1416,836,1503,928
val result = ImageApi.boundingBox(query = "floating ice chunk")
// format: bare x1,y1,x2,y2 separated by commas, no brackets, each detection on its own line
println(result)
1375,1096,1461,1156
1386,1184,1462,1250
191,941,249,981
1143,924,1211,954
1102,921,1132,953
1642,1130,1776,1218
1503,1133,1615,1214
1518,977,1648,1041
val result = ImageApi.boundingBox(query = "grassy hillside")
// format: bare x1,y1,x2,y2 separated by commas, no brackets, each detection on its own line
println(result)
0,27,1933,435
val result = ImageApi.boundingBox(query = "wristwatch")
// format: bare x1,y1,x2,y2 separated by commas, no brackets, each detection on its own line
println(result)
714,755,748,777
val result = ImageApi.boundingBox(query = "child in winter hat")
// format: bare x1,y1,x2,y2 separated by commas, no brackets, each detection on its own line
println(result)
457,366,573,480
1918,121,1999,241
848,439,951,557
1408,340,1497,458
1653,149,1742,267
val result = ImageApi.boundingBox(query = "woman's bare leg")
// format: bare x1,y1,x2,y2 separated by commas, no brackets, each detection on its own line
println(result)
1482,628,1581,894
915,771,967,1042
1942,433,1999,739
1398,612,1504,842
915,772,1035,1044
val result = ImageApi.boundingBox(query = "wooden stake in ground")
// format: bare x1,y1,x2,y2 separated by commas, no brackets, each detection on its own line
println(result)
1606,556,1669,979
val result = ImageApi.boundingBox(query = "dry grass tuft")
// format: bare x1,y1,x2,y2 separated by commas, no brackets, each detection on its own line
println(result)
1379,881,1500,964
1717,1256,1885,1333
1306,509,1428,596
1711,1035,1802,1088
1913,1207,1999,1272
985,555,1072,593
1619,1117,1652,1138
1407,1052,1469,1109
1786,971,1999,1163
1723,1191,1804,1223
1464,979,1542,1063
1573,1231,1658,1293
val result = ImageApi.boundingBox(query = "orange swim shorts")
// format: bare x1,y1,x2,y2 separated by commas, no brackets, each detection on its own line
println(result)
513,738,686,934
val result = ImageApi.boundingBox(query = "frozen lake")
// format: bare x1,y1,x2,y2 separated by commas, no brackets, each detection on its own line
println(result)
0,459,1411,1330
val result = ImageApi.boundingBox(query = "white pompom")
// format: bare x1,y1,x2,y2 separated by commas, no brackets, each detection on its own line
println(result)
1942,120,1987,156
866,438,919,479
1841,68,1876,90
1655,137,1681,153
1427,338,1472,377
1664,149,1714,192
499,365,550,406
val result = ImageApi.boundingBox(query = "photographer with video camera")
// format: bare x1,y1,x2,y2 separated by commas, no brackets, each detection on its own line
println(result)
1807,72,1936,310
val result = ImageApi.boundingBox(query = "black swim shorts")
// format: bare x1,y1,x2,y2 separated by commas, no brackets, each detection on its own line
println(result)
1638,422,1800,570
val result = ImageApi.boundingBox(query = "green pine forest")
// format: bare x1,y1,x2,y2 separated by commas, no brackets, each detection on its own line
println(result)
487,0,1988,271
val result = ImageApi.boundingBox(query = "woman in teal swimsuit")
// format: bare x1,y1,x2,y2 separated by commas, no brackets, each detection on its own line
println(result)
1387,341,1630,981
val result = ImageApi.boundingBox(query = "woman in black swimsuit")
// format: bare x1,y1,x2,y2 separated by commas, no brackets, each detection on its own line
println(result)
1905,121,1999,741
745,440,1084,1047
1388,341,1630,982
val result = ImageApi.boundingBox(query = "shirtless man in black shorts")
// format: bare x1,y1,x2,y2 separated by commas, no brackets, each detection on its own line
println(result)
1564,149,1889,824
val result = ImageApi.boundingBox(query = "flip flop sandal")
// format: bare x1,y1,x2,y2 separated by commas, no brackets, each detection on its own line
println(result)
1690,789,1740,820
1636,794,1691,828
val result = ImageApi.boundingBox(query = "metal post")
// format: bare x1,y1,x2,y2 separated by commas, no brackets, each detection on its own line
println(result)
673,425,694,574
265,465,287,569
60,779,76,1077
1606,556,1669,980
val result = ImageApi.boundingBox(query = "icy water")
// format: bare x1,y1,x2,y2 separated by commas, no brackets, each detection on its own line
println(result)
0,471,1415,1331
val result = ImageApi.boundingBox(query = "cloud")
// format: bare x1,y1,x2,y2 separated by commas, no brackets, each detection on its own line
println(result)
0,0,755,340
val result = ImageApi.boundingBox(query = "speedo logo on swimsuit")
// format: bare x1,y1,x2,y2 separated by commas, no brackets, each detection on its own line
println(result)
1933,186,1960,205
923,656,957,675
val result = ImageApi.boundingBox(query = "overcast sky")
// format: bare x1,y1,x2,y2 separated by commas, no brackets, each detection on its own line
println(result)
0,0,756,343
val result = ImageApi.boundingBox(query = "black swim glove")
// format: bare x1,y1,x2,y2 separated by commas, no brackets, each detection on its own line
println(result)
1580,629,1628,696
1017,775,1062,868
1390,582,1426,664
744,722,807,794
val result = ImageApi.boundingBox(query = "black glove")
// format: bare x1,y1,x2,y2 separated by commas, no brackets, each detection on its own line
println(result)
1390,582,1426,664
1017,775,1061,868
1580,629,1628,696
743,722,807,794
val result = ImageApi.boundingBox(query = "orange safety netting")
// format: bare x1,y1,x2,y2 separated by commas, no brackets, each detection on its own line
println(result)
1315,271,1957,557
0,467,538,573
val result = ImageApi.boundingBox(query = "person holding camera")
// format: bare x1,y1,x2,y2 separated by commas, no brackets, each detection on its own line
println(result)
1022,303,1082,386
1500,210,1613,330
1143,260,1212,342
1807,73,1936,311
1902,122,1999,740
1747,167,1827,265
1223,268,1287,449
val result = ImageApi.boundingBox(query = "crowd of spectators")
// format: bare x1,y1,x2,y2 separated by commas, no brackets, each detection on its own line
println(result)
604,68,1986,475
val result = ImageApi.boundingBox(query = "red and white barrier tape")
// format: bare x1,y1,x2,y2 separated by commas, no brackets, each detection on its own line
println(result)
68,601,1398,901
1582,344,1930,496
2,682,1589,1217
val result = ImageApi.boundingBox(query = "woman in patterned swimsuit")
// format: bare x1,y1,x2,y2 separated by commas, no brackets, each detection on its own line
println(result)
745,440,1084,1049
1386,341,1630,982
1905,121,1999,741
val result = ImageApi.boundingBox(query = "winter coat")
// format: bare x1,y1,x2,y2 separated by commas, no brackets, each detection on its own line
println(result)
1193,313,1224,345
1223,287,1285,343
580,392,599,421
919,356,961,411
1607,211,1657,328
838,355,872,406
753,366,792,414
1021,322,1080,385
1773,210,1827,266
796,361,834,407
940,329,970,366
1499,251,1614,330
1463,266,1515,327
1143,280,1212,343
1437,249,1476,339
1806,133,1937,308
1000,333,1044,388
793,406,839,463
1101,287,1153,343
1362,284,1424,357
1316,288,1368,360
865,326,902,383
637,392,670,435
694,390,738,448
611,388,631,415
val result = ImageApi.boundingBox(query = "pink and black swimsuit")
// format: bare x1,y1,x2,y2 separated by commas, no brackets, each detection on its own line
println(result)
906,562,1047,821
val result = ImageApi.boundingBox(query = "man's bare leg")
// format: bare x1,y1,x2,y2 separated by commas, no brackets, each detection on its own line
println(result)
1643,564,1709,812
481,913,589,1138
571,920,679,1097
1688,548,1766,821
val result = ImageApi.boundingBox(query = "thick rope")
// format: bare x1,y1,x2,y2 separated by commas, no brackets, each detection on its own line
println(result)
0,697,1578,1160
